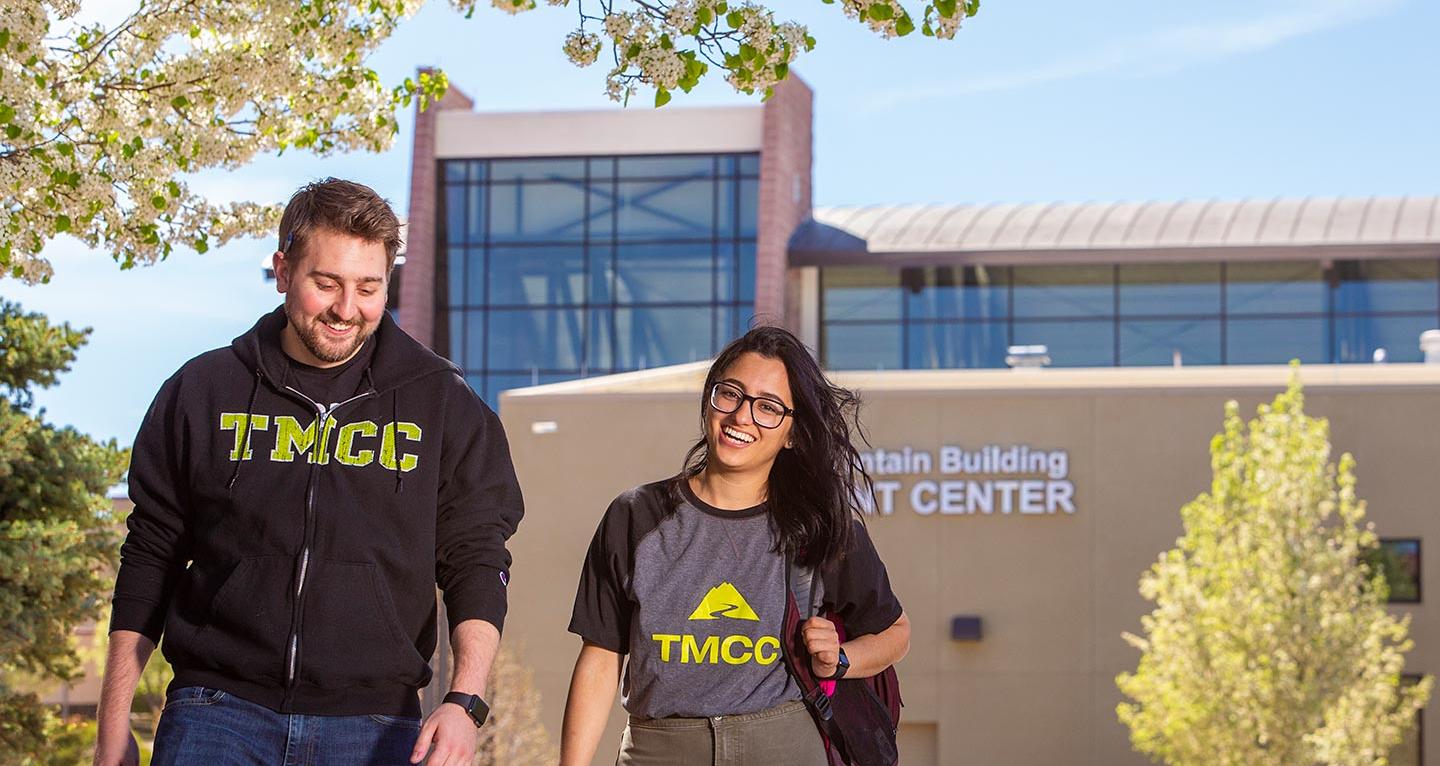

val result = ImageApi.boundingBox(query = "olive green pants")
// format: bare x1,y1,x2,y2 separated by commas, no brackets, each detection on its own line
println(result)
616,700,829,766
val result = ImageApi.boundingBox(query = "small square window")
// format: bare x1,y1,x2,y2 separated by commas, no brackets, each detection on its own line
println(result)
1364,538,1421,603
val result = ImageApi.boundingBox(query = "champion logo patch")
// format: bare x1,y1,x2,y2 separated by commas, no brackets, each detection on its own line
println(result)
687,582,759,621
499,571,509,587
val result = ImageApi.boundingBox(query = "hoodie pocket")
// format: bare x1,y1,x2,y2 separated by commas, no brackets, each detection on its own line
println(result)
166,556,295,684
297,560,430,690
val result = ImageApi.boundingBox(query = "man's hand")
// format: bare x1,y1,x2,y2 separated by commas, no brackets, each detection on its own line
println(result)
802,616,841,679
91,729,139,766
410,702,479,766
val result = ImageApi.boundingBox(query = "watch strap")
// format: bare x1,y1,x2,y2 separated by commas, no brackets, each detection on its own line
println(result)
442,691,490,728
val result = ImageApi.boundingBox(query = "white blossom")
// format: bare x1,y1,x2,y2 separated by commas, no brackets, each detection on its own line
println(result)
563,29,602,67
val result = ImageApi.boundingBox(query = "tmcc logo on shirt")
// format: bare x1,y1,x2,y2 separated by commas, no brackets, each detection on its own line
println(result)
652,582,780,666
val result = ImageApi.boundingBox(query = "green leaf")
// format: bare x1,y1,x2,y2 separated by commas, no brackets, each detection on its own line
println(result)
193,238,209,254
726,11,743,29
774,62,789,79
868,4,894,21
170,95,189,109
626,43,641,58
804,34,817,50
150,195,168,210
5,125,20,140
740,43,757,60
715,1,727,12
167,181,181,198
966,0,979,15
697,6,713,25
762,86,775,102
660,34,673,50
655,88,671,108
895,13,915,35
935,0,957,16
54,215,71,233
0,103,13,124
0,29,10,50
56,143,73,157
189,25,200,38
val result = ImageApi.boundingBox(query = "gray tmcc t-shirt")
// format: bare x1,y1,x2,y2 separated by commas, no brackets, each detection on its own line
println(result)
568,478,903,720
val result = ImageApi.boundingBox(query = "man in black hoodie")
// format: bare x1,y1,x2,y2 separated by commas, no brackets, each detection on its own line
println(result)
93,179,524,766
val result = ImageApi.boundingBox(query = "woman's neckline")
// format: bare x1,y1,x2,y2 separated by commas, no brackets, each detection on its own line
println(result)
682,475,767,519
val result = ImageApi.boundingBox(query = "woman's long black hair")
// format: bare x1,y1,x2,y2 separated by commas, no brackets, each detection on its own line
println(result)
677,325,874,569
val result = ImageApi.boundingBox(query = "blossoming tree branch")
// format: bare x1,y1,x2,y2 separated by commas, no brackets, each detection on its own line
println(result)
0,0,977,284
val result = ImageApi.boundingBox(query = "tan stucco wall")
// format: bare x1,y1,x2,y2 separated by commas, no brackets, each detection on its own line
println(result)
499,365,1440,765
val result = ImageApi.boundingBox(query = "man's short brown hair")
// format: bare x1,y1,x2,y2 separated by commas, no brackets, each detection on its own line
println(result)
277,178,402,270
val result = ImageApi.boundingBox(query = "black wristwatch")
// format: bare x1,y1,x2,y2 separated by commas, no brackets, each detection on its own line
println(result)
822,647,850,680
443,691,490,728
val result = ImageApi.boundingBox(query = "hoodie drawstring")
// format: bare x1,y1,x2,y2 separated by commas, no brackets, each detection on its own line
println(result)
227,369,263,494
391,388,404,494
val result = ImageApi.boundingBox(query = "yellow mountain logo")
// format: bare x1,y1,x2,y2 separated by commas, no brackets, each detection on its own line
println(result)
687,582,760,621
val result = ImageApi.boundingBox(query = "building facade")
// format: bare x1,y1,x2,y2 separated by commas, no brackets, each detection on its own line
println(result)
391,75,1440,765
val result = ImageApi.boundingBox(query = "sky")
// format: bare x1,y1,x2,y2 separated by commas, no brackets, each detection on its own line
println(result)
8,0,1440,445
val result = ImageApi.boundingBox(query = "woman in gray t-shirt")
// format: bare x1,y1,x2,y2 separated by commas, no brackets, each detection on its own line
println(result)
560,326,912,766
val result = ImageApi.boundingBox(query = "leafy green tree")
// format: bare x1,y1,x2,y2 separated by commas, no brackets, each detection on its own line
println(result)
0,300,128,763
1116,367,1432,766
1,0,978,284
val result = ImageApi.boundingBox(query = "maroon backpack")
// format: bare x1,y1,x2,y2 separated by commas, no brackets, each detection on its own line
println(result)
781,563,902,766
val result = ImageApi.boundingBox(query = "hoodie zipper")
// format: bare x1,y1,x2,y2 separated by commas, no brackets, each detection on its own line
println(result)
279,386,374,705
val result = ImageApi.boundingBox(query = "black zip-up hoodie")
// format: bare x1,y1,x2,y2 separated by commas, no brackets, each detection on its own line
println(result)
111,307,523,717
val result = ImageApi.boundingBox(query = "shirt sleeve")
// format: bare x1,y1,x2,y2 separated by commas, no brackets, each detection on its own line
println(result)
111,371,192,642
821,519,904,637
435,374,525,634
567,491,641,654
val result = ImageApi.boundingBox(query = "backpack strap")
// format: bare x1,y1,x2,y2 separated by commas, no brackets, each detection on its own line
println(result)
783,562,851,762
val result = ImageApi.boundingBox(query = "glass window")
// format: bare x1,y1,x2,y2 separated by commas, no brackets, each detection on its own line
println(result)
587,309,614,371
489,158,586,182
611,307,715,369
448,309,466,367
587,184,616,242
906,321,1009,369
1226,317,1327,364
1363,539,1421,603
617,155,714,178
588,244,614,305
1013,265,1115,319
717,177,737,239
907,266,1009,321
1119,263,1222,316
1226,261,1326,315
489,182,587,243
445,247,466,309
486,308,584,371
443,185,468,246
465,311,485,372
737,242,756,303
738,178,759,238
1334,314,1437,363
615,242,714,304
1012,320,1115,367
822,268,902,321
616,179,714,239
738,153,760,176
1119,320,1222,366
487,245,586,307
443,161,469,182
587,157,615,181
1334,259,1439,314
464,248,487,308
823,323,903,370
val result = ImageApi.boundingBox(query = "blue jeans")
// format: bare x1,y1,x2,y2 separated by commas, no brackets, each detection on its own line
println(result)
152,686,421,765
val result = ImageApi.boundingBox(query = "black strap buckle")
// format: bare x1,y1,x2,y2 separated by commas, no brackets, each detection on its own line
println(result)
806,686,834,722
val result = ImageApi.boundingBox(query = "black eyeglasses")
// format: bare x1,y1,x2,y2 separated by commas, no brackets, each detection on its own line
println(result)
709,382,794,429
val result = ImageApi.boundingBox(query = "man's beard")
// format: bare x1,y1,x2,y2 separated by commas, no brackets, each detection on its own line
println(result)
285,303,374,364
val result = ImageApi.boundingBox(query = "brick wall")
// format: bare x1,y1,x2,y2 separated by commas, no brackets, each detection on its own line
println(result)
757,74,814,333
399,71,474,351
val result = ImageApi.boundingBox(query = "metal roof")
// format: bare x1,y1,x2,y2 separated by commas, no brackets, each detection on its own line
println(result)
790,196,1440,266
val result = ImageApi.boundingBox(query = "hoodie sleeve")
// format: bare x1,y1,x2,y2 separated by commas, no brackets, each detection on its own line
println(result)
111,371,192,642
434,374,524,635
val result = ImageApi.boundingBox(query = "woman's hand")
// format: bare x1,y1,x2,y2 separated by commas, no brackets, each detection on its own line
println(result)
802,616,842,678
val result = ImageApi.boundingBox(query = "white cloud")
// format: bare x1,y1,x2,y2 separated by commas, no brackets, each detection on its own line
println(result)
864,0,1403,111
